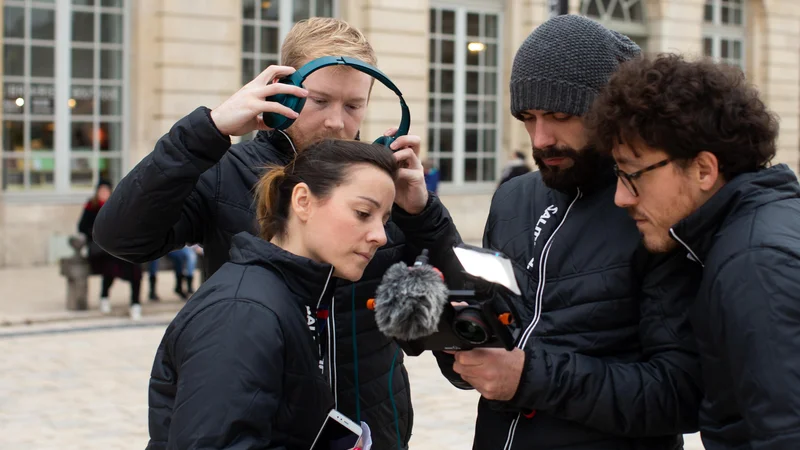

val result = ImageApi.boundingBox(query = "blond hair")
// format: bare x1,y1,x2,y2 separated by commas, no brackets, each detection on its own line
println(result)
280,17,377,69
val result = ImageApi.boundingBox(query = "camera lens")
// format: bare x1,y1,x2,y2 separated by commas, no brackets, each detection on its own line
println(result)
453,309,489,345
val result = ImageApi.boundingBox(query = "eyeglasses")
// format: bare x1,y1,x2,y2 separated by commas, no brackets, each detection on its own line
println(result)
613,158,672,197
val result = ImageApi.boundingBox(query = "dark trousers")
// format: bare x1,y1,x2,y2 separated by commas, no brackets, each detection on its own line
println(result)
101,275,141,306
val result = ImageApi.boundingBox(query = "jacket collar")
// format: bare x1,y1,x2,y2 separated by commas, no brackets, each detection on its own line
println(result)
670,164,800,265
228,231,336,310
255,129,298,165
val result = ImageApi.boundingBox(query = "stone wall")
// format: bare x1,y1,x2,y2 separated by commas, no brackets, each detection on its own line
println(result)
0,0,798,266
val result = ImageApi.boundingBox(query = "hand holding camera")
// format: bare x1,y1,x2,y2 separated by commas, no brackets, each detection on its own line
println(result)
367,245,528,400
450,346,527,401
367,244,524,356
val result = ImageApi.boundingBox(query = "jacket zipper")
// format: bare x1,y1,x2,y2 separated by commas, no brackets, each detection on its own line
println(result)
669,228,705,267
315,267,336,400
328,296,338,408
503,189,583,450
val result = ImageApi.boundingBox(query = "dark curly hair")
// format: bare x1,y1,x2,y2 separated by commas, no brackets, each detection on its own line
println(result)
586,53,779,181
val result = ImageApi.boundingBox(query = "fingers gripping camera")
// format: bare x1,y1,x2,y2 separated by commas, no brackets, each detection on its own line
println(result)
367,244,524,356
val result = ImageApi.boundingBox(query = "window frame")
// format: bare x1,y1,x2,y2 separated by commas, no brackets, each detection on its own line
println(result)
429,1,504,192
1,0,131,202
239,0,338,143
579,0,649,38
702,0,747,71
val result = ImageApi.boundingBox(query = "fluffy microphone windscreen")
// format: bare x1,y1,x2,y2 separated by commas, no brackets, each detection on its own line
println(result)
373,261,449,341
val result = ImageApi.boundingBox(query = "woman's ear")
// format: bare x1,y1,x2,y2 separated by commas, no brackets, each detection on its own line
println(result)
291,182,313,223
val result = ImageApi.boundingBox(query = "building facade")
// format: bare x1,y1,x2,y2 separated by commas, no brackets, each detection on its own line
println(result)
1,0,798,267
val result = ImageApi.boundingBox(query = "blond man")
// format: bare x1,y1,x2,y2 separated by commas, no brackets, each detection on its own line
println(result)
94,18,461,449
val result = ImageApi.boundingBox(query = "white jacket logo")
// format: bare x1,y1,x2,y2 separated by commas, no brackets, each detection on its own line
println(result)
527,204,558,270
306,306,325,373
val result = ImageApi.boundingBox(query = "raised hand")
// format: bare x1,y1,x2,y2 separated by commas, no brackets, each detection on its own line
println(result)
210,65,308,137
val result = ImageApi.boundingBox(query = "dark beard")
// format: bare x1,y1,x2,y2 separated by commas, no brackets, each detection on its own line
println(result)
532,144,615,193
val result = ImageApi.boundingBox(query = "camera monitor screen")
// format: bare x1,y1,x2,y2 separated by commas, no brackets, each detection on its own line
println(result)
453,244,521,296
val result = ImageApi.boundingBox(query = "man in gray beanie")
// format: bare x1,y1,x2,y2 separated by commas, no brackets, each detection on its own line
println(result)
435,15,703,450
509,13,642,193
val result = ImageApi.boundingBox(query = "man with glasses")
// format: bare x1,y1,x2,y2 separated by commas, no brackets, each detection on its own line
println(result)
434,15,703,449
613,159,672,198
589,53,800,448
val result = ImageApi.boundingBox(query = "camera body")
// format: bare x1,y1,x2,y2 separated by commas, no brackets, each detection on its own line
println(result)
369,243,525,357
396,257,524,357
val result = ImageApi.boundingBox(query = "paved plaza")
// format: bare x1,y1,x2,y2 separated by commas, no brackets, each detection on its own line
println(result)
0,315,706,448
0,264,705,448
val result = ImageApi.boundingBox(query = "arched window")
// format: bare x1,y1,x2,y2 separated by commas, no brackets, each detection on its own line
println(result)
580,0,648,52
702,0,745,70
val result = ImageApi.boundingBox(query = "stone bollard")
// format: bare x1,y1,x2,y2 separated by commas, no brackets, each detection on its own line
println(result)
59,235,90,311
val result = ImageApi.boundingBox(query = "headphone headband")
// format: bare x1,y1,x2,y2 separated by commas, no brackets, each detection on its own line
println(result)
291,56,403,97
264,56,411,146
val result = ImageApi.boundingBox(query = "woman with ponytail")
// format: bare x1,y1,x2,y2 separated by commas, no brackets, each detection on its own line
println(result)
146,139,398,450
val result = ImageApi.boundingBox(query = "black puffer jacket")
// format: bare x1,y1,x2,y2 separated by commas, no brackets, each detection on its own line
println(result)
93,107,462,449
437,169,703,449
147,232,337,449
669,164,800,450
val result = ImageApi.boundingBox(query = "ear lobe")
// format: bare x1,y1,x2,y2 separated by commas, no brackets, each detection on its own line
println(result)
696,151,720,191
291,182,312,222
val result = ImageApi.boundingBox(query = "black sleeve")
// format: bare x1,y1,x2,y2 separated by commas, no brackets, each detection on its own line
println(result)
92,107,230,263
713,249,800,448
429,188,507,390
506,248,704,436
166,300,289,449
391,192,465,285
393,192,472,386
431,351,472,390
77,206,93,238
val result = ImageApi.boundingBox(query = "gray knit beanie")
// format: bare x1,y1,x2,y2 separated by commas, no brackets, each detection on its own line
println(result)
510,14,641,119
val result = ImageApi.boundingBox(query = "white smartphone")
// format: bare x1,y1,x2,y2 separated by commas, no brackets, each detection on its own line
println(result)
309,409,363,450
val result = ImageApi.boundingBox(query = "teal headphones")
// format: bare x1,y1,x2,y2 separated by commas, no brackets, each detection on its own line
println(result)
263,56,411,148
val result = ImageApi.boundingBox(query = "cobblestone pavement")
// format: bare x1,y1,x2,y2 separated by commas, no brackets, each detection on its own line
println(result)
0,319,706,449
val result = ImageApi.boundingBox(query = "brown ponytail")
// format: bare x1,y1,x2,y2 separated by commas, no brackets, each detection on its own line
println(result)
254,164,287,241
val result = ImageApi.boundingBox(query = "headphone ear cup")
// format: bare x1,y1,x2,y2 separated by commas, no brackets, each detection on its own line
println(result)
373,135,395,148
263,79,305,130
